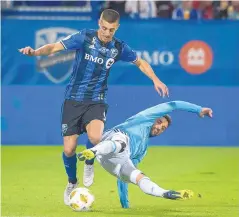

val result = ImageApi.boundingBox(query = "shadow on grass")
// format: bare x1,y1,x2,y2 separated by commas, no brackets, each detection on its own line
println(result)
93,206,212,217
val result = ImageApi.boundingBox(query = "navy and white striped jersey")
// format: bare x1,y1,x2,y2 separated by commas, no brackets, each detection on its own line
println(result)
60,29,137,102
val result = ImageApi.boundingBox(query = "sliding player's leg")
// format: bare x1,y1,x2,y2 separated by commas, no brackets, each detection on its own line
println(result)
78,131,128,161
78,130,193,201
120,163,194,200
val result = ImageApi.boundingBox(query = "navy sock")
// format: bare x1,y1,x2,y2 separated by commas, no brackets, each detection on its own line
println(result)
85,140,95,165
62,152,77,184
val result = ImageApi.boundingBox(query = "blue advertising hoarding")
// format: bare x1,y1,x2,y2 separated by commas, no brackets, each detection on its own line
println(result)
2,19,239,85
2,19,239,145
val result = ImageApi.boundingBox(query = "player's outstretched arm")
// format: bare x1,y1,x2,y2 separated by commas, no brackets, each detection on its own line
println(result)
116,158,140,209
18,42,64,56
117,179,129,208
135,101,213,123
134,58,169,97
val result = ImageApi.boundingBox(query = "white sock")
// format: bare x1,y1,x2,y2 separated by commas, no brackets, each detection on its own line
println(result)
91,140,122,155
138,177,168,197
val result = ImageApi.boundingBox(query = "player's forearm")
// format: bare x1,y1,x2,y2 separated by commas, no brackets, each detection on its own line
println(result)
34,44,57,56
170,101,202,113
138,101,202,121
151,101,202,116
137,59,158,81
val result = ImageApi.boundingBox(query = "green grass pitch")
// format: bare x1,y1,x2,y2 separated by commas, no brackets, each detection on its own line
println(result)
2,146,239,217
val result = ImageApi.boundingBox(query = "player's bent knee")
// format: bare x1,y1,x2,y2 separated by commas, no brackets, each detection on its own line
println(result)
63,143,77,156
115,140,126,153
63,135,78,157
87,127,102,145
63,135,78,144
88,135,101,145
86,120,104,145
63,147,76,157
129,170,143,184
135,173,147,184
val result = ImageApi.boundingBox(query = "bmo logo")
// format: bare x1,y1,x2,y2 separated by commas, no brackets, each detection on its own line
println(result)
84,54,115,69
85,53,104,64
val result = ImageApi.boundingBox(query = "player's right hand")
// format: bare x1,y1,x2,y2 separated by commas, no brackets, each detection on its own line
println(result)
18,46,35,56
199,108,213,118
153,78,169,98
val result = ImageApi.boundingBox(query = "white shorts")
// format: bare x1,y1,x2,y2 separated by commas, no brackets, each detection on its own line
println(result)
96,129,141,184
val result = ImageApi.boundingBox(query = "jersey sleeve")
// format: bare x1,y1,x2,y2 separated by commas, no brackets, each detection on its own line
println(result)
119,42,137,62
132,154,145,165
132,101,203,124
60,30,85,50
117,179,129,208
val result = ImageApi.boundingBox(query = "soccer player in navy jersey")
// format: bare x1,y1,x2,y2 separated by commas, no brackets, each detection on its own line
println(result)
19,9,169,205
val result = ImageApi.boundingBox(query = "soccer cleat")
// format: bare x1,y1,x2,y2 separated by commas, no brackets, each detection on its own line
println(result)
163,189,194,200
179,189,194,199
77,149,96,161
83,164,94,187
64,182,78,205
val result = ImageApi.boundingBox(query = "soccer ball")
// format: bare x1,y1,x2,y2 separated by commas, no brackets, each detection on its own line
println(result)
69,187,95,212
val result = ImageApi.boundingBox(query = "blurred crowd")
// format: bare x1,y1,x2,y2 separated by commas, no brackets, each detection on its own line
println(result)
2,0,239,20
103,1,239,20
2,0,89,7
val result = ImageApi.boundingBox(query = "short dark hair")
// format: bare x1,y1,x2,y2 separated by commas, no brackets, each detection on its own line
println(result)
163,115,172,126
101,9,120,23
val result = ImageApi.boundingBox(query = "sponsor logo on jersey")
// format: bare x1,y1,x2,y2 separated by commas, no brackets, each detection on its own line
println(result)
84,53,104,64
84,54,115,69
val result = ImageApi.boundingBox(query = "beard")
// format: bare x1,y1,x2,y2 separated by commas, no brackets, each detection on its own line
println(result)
149,127,160,137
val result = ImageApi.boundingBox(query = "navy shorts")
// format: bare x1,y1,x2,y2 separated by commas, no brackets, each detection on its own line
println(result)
61,99,108,136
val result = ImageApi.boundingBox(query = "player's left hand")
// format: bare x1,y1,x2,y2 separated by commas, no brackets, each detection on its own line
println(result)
199,108,213,118
153,79,169,98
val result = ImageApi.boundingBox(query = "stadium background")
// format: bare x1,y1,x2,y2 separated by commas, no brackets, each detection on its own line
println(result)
2,1,239,146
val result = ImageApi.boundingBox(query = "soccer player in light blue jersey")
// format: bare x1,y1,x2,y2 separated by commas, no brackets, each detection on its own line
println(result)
77,101,213,207
19,9,169,205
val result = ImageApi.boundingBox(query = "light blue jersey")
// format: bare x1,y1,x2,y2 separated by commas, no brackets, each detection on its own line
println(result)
113,101,202,163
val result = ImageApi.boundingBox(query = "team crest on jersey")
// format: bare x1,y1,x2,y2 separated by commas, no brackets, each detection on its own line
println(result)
35,27,78,84
110,48,118,58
